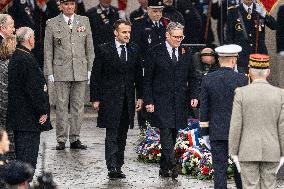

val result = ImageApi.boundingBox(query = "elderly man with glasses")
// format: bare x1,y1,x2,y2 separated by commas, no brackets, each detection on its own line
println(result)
143,21,198,180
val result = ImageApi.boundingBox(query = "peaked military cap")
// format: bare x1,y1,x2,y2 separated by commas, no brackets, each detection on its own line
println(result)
2,161,34,185
215,44,242,57
249,54,270,69
148,0,164,8
200,48,215,56
60,0,75,3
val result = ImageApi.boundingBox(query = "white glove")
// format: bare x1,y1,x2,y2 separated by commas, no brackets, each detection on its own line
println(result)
203,135,211,150
279,51,284,57
276,156,284,174
48,75,54,82
255,3,267,17
232,155,241,173
87,71,91,85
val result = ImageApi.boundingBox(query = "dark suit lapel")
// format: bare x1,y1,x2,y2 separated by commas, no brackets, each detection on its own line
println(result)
109,42,126,72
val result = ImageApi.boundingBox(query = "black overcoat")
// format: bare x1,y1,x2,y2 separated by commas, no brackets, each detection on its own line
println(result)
143,43,198,129
276,5,284,53
7,45,51,132
90,42,143,129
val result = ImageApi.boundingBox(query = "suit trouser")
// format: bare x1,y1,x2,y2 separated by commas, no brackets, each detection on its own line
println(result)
105,99,129,170
239,161,278,189
159,128,178,171
211,140,243,189
54,81,86,143
14,131,40,170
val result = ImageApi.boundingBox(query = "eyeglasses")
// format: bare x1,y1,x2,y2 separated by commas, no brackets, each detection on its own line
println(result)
170,34,184,40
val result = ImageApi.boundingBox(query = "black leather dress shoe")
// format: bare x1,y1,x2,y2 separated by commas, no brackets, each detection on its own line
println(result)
70,140,87,149
116,168,126,178
159,169,171,177
56,142,65,150
171,165,181,179
108,168,118,179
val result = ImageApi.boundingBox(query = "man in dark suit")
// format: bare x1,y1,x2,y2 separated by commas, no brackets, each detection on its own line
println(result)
226,0,277,73
199,44,247,189
7,27,51,170
90,19,143,179
129,0,148,23
144,22,198,179
86,0,119,52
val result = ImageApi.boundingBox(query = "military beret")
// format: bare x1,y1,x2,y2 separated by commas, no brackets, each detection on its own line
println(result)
215,44,242,57
200,48,215,56
60,0,75,3
249,54,270,69
148,0,164,8
1,161,34,185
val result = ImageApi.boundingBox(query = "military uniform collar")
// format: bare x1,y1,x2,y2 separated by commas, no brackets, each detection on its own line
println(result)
219,66,233,70
251,79,268,84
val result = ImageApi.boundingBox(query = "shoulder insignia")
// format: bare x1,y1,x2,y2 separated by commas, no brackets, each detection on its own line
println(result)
134,15,144,20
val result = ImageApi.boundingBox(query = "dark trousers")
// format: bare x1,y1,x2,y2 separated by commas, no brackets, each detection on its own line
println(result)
159,128,178,171
105,100,129,170
211,140,242,189
14,131,41,169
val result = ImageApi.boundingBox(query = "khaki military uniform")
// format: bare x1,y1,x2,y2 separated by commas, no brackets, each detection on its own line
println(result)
44,13,94,143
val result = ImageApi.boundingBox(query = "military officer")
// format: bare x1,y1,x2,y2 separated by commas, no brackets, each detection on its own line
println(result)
131,0,170,58
44,0,94,150
129,0,148,23
86,0,119,52
226,0,277,73
199,44,247,189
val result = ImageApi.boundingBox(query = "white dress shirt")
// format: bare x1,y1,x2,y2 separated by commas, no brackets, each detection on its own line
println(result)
63,14,75,28
242,3,253,13
166,41,178,61
115,39,128,61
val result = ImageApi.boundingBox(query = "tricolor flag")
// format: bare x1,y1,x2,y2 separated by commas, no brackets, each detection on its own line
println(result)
258,0,280,13
187,128,200,147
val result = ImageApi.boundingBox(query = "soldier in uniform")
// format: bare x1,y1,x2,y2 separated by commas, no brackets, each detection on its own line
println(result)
129,0,148,23
175,0,202,44
86,0,119,52
199,44,246,189
226,0,277,73
8,0,59,69
8,27,51,171
44,0,94,150
162,0,184,24
229,54,284,189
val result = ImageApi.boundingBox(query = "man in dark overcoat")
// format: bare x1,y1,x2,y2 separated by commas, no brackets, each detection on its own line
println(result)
143,22,198,179
199,44,247,189
90,19,143,179
226,0,277,73
86,0,120,52
7,27,51,171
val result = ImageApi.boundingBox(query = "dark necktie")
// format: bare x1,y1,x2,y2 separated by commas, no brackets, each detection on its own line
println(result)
172,48,177,63
155,21,159,28
120,45,126,62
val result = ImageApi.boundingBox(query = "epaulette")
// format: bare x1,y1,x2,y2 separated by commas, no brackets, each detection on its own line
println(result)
228,5,238,10
134,15,144,20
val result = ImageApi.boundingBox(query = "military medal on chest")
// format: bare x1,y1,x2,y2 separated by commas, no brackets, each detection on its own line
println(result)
147,34,152,44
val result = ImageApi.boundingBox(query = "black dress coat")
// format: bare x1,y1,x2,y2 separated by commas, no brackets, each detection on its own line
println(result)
86,4,119,52
199,67,248,140
276,4,284,53
90,42,143,129
143,43,199,129
226,4,277,69
129,6,146,23
7,45,51,133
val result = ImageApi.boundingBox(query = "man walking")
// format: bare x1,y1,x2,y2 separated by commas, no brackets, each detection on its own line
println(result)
44,0,94,150
199,44,247,189
229,54,284,189
90,19,143,179
143,22,198,179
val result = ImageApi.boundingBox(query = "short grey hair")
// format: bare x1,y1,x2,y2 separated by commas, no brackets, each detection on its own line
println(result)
166,22,184,33
250,68,270,77
16,27,34,44
0,14,10,28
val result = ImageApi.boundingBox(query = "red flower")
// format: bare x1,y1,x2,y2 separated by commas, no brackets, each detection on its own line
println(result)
202,166,209,175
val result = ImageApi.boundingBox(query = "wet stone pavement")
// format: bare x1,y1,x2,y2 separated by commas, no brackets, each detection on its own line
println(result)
34,109,284,189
